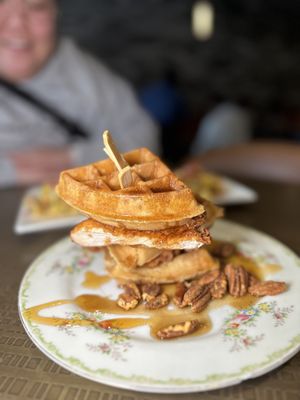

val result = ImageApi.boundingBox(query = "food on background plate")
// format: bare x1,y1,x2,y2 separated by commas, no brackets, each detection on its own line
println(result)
176,160,224,202
25,184,79,220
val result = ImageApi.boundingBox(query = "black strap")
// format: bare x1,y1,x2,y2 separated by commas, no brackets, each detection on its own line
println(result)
0,77,89,139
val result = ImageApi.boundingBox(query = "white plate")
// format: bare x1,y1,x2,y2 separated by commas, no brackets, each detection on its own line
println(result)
212,177,258,206
18,220,300,393
14,186,84,234
213,176,258,206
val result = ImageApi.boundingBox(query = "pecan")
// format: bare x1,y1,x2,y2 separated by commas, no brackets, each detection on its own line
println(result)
141,283,161,301
119,282,141,300
156,320,200,340
190,286,211,312
249,274,260,287
173,282,187,308
248,281,287,297
211,241,237,259
117,293,139,310
182,283,205,307
224,264,249,297
210,272,227,299
196,270,220,286
145,293,169,310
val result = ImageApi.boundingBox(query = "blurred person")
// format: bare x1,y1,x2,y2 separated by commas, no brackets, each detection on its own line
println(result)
0,0,159,187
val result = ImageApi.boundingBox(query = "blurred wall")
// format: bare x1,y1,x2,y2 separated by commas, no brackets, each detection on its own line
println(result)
58,0,300,163
59,0,300,112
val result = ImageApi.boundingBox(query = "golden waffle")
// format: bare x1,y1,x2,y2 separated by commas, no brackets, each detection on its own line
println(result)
105,247,219,284
56,148,204,230
70,214,211,250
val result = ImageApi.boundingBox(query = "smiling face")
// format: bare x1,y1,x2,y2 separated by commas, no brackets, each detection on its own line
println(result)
0,0,57,82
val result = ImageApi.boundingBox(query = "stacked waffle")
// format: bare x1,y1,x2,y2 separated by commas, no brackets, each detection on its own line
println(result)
56,134,221,284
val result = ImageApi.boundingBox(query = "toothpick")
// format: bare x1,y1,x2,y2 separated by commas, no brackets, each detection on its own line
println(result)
102,130,133,188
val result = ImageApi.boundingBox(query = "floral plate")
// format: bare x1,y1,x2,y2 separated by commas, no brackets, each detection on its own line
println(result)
18,220,300,393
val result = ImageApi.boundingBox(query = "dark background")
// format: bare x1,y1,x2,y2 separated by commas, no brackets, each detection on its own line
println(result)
58,0,300,163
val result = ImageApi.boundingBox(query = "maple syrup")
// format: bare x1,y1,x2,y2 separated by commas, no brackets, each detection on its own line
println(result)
23,253,281,340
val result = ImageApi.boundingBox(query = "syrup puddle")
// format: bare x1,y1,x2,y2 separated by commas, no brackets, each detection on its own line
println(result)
23,251,282,340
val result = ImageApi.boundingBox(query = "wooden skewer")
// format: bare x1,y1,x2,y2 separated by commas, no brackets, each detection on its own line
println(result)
102,130,133,188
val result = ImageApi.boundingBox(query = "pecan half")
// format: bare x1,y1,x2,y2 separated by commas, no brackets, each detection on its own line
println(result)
117,293,139,310
248,281,287,297
173,282,187,308
190,286,211,312
211,241,237,259
119,282,141,300
141,283,161,302
145,293,169,309
249,274,260,287
210,272,227,299
156,320,200,340
182,283,205,307
195,270,220,286
224,264,249,297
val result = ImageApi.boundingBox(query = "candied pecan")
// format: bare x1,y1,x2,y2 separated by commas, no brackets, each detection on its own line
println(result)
156,320,200,340
182,283,205,307
211,241,237,258
119,282,141,300
117,293,139,310
249,274,260,287
196,270,220,286
190,286,211,312
210,272,227,299
224,264,249,297
145,293,169,309
173,282,187,308
141,283,161,301
248,281,287,297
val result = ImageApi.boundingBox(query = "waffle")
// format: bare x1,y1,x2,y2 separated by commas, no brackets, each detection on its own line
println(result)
70,214,211,250
105,247,219,284
56,148,204,230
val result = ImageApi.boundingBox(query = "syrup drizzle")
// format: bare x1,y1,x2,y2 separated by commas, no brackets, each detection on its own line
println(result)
23,251,282,339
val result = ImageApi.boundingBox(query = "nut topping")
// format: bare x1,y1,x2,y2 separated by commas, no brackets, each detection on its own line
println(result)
224,264,249,297
249,274,260,287
190,286,211,313
173,282,187,307
141,283,161,302
119,282,141,300
195,270,220,286
117,293,139,310
156,320,200,339
182,283,206,307
248,281,287,297
145,293,169,309
210,272,227,299
211,241,237,259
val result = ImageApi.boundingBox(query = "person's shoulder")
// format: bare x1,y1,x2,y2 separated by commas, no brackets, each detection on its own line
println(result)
60,37,126,85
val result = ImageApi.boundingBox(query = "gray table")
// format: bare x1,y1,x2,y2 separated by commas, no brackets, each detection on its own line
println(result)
1,180,300,400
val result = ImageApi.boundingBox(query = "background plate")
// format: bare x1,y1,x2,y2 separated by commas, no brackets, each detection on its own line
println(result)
14,185,84,234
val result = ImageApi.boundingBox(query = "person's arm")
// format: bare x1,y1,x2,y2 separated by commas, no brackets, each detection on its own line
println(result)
6,147,72,186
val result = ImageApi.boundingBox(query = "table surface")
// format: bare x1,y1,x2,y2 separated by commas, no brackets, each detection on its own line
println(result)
1,179,300,400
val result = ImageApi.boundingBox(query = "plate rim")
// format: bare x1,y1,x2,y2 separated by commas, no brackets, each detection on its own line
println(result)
18,219,300,393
